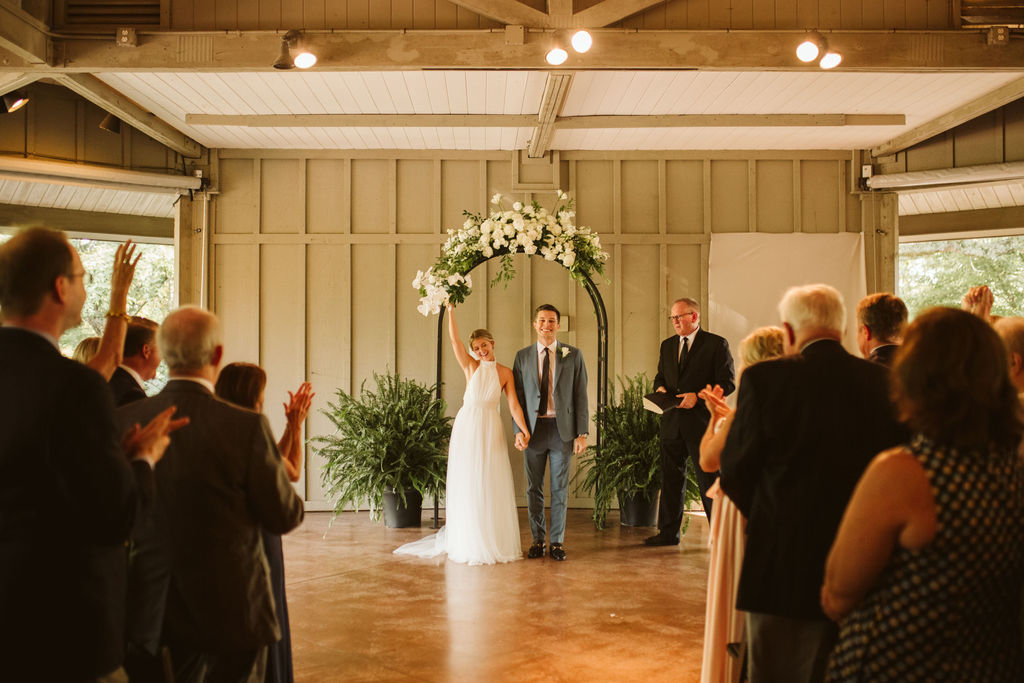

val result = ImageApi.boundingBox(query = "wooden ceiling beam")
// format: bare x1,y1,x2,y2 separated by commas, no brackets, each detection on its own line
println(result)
871,75,1024,157
186,113,538,127
529,71,573,157
448,1,549,26
574,1,669,27
184,112,903,129
0,2,50,65
51,73,204,158
14,30,1024,72
0,72,41,97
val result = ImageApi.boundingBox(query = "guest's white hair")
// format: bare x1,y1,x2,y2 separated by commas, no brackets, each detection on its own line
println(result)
778,284,846,336
158,305,222,372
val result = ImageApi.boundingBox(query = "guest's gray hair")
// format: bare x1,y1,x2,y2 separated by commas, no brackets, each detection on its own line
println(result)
778,284,846,336
158,305,222,372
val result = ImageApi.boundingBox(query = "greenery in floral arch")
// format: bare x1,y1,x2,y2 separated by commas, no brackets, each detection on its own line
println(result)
413,190,609,315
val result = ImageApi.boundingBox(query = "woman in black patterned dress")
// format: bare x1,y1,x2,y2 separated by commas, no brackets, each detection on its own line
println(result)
822,307,1024,682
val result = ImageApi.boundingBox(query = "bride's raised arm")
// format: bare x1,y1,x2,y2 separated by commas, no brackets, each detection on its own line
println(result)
447,303,476,374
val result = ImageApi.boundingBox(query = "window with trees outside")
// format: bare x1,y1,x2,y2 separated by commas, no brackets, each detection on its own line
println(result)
0,233,175,392
898,234,1024,320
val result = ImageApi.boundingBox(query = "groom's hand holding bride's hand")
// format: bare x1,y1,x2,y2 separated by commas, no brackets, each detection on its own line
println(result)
515,432,529,451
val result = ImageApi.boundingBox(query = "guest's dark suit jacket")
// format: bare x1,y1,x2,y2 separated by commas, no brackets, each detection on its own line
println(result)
0,327,152,680
110,365,147,406
868,343,900,367
116,380,304,654
720,339,904,619
654,328,736,439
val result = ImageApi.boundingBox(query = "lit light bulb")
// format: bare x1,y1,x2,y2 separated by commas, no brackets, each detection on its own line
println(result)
571,30,592,53
6,96,27,112
796,40,820,63
819,51,842,69
546,48,568,66
293,51,317,69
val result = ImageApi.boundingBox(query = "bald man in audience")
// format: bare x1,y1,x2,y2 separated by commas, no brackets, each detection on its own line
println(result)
0,227,181,683
855,292,907,367
117,306,304,683
110,316,161,406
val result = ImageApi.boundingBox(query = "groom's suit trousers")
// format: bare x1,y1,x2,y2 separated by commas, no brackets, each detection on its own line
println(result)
524,417,573,544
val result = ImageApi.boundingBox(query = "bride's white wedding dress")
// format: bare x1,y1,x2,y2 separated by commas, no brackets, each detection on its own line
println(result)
394,361,522,565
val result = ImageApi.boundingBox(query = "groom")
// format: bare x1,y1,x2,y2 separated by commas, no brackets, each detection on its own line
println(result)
513,304,588,562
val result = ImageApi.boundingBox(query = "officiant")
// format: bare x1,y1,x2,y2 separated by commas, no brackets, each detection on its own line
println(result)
645,297,735,546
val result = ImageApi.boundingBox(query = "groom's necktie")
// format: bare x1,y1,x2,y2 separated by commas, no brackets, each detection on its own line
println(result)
539,347,551,415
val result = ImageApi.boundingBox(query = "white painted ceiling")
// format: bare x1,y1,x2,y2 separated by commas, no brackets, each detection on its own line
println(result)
98,69,1024,152
0,178,177,218
899,180,1024,216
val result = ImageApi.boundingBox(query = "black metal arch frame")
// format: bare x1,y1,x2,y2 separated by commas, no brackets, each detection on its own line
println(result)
431,261,609,528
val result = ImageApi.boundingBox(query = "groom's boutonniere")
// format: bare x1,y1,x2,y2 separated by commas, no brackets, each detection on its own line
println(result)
561,346,571,359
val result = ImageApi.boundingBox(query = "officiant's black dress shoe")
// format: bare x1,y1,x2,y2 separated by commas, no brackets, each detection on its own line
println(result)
550,543,566,561
527,541,545,559
643,532,680,546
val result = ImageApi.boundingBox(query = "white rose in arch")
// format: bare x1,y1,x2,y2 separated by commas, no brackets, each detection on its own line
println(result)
513,201,523,211
492,193,503,205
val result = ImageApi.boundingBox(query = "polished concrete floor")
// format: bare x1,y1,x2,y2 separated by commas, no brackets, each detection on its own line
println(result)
284,509,710,682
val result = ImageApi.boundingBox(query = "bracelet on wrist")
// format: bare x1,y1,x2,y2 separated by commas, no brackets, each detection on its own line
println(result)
105,310,131,322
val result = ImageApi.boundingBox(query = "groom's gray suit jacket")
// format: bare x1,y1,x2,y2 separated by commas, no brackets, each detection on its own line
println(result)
513,342,589,443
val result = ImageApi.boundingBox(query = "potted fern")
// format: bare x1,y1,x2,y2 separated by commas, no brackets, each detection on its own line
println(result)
313,370,452,528
574,373,701,530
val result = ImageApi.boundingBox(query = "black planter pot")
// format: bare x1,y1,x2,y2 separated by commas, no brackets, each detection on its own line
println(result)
618,490,659,527
382,489,423,528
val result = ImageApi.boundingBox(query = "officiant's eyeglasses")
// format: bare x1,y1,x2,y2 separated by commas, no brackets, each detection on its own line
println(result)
669,312,696,322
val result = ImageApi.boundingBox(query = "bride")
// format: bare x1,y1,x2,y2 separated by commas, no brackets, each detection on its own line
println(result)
395,303,531,565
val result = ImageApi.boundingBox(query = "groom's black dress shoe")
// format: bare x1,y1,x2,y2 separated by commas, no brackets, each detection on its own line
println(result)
549,543,566,561
643,532,680,546
527,541,545,559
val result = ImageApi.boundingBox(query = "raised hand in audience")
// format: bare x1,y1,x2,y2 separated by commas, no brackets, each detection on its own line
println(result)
279,381,314,482
87,241,141,379
961,285,997,323
121,405,189,465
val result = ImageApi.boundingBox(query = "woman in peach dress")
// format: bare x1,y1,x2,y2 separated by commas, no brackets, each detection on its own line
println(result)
698,327,785,683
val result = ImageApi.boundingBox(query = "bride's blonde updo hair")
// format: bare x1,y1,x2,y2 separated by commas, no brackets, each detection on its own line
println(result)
469,328,494,345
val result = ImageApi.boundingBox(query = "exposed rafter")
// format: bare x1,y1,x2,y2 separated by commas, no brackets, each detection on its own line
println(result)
447,1,548,26
185,113,905,129
871,76,1024,157
0,72,40,97
0,2,50,65
51,73,204,158
529,72,573,158
448,0,666,28
574,0,669,27
186,114,538,127
12,30,1024,72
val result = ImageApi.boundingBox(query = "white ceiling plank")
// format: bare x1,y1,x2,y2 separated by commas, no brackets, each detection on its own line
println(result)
361,73,399,113
343,74,380,114
402,72,433,115
422,72,452,114
444,72,469,114
465,72,488,114
485,73,508,115
379,72,413,113
504,71,529,115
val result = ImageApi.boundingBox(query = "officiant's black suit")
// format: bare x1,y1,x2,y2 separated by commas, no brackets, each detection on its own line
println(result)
654,328,735,531
720,339,904,619
0,327,152,681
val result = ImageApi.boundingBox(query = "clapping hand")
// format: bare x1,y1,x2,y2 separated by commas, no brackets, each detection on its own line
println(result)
121,406,189,465
284,382,314,427
698,384,732,421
